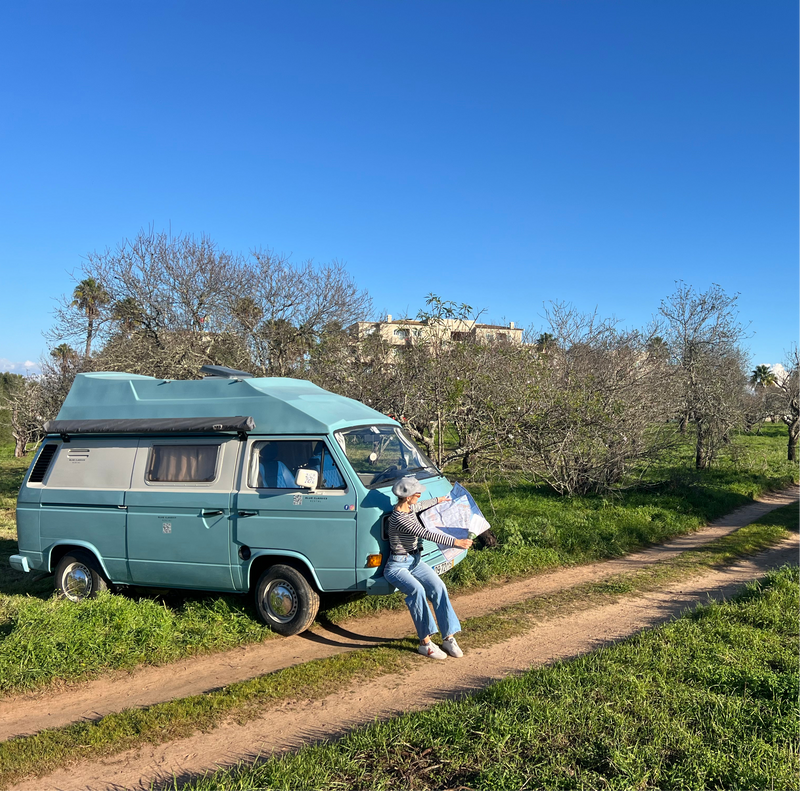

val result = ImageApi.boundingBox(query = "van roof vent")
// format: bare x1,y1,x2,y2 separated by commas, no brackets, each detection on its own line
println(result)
200,365,253,379
29,443,58,483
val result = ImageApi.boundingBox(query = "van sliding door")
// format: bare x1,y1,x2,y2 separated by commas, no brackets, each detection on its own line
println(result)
125,438,239,591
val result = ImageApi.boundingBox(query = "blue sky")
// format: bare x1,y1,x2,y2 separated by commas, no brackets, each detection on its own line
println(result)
1,1,797,374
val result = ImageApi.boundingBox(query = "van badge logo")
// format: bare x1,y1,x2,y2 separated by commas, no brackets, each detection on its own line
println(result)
162,522,172,534
292,494,302,506
344,504,354,511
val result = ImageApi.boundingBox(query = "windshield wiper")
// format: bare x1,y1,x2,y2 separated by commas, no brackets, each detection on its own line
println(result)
401,465,437,474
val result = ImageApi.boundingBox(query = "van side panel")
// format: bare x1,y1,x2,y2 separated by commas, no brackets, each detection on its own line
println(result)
15,447,47,571
234,437,357,592
39,440,137,582
355,497,394,594
125,438,238,591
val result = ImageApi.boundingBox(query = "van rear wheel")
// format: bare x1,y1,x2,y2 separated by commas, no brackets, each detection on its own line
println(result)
55,550,109,602
255,564,319,636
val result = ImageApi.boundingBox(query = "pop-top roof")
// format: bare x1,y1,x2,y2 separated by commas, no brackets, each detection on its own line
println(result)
52,372,395,436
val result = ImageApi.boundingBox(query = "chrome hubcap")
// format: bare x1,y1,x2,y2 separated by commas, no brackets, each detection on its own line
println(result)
266,580,298,623
63,562,92,601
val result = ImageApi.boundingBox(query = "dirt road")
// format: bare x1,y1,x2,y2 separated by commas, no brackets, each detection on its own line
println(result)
4,485,798,791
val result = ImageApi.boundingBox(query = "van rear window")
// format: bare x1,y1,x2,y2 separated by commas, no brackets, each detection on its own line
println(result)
147,445,219,482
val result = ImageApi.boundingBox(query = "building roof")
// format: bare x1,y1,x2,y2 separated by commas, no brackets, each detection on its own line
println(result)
53,372,395,436
355,319,519,331
475,323,519,331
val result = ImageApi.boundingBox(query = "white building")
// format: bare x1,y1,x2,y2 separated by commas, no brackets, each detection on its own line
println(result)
349,315,523,346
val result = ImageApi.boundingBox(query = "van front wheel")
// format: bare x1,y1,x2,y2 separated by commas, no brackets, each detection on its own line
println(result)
55,551,109,602
255,564,319,636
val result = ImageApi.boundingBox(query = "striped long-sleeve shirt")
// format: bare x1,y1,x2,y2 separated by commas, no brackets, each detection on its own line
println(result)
387,500,456,555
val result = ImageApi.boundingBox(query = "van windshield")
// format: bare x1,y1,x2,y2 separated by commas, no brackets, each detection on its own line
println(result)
334,425,439,489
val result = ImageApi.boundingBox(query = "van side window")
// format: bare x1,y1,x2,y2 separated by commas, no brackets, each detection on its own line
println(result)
148,445,219,483
250,441,345,490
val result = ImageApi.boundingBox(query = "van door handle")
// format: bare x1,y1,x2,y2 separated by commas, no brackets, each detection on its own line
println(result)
202,510,223,517
238,511,257,518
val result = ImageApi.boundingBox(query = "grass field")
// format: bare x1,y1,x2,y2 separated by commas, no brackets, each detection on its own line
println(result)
0,504,795,788
0,426,796,696
180,564,800,791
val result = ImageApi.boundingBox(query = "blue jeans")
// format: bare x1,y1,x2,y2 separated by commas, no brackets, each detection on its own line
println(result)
383,553,461,641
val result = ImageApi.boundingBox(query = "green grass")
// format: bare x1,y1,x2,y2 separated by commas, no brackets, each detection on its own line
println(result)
0,505,795,789
179,565,800,791
0,446,52,599
0,428,796,697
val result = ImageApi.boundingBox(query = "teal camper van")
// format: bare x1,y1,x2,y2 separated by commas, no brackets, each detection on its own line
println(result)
12,368,464,635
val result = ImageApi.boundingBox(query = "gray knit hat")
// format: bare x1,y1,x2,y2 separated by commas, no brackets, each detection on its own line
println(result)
391,476,425,498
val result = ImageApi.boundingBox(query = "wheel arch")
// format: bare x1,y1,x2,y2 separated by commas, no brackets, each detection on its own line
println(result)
246,551,322,593
48,542,111,580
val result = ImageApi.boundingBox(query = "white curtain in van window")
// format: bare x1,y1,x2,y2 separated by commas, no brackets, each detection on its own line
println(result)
149,445,218,482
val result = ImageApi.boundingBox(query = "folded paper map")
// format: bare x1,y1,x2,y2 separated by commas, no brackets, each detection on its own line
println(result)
419,482,492,562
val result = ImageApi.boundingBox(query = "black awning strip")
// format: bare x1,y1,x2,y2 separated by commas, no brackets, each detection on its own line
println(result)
43,416,256,436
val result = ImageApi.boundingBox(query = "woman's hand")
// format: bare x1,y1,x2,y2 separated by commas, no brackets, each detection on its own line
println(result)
453,538,473,550
437,496,450,504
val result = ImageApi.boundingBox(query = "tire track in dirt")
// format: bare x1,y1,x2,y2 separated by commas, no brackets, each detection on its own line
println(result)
0,484,796,744
11,536,798,791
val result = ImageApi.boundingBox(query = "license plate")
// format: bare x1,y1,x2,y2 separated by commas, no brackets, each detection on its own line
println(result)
433,559,453,576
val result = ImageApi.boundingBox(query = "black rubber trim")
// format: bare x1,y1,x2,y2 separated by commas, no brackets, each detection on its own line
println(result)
43,416,256,436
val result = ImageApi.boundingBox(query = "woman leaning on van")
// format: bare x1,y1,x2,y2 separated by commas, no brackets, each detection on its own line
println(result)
384,476,472,659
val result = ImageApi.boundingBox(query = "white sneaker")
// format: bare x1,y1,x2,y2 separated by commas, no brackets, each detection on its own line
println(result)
441,636,463,658
418,642,447,659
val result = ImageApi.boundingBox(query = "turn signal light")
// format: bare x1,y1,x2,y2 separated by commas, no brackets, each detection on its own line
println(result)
366,553,383,568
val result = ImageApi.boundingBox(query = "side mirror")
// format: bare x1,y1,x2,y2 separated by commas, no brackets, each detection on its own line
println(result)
295,468,319,490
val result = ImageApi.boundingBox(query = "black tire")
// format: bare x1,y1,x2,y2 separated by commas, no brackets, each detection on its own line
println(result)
254,563,320,636
54,550,110,602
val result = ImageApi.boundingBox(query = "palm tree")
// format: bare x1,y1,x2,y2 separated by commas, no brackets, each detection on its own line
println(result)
535,332,556,353
111,297,142,337
750,364,777,390
50,343,78,376
71,278,109,358
51,343,77,362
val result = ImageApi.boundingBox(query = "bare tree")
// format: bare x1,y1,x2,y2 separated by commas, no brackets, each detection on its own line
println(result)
512,304,678,495
766,347,800,461
309,324,399,413
310,296,535,472
0,372,24,445
237,251,372,377
51,229,247,379
444,338,540,474
743,363,780,435
9,376,45,457
50,231,372,381
8,354,77,457
659,283,749,469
